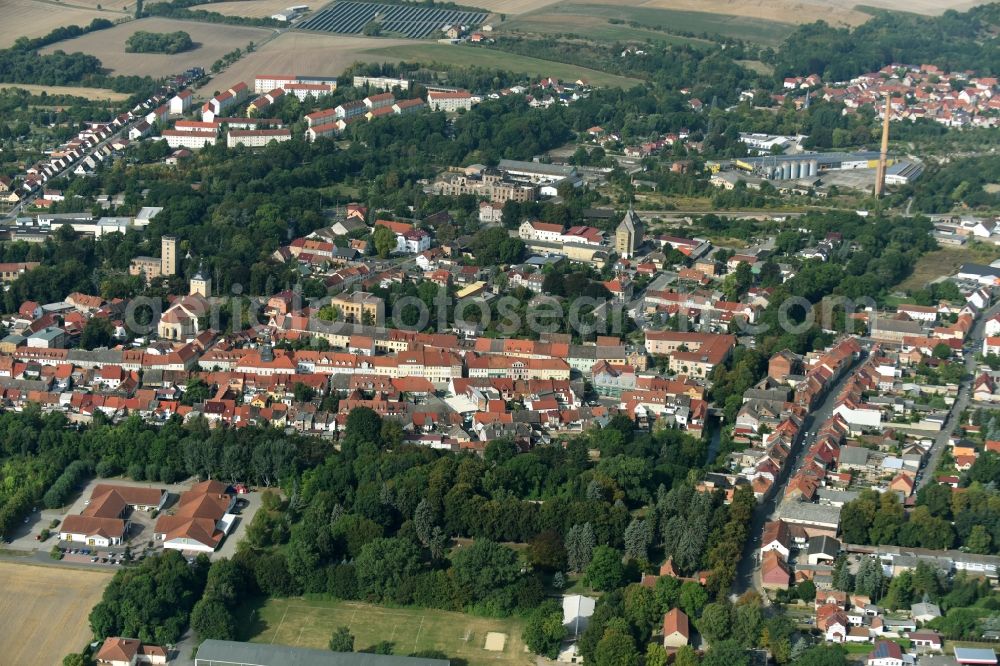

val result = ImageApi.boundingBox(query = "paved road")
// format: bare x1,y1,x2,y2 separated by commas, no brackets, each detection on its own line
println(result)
916,300,1000,491
3,114,150,221
732,347,870,595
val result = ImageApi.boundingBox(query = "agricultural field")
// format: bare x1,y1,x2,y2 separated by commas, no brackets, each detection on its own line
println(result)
201,31,415,95
189,0,299,17
499,13,706,45
0,83,130,101
0,561,112,665
39,17,274,77
297,1,488,39
499,3,796,44
478,0,989,26
363,43,643,89
250,597,533,666
0,0,128,48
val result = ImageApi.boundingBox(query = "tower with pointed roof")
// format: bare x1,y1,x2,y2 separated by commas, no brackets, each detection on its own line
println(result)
190,263,211,298
615,208,643,259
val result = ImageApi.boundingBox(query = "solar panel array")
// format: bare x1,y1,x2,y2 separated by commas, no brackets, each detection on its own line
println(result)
297,1,488,39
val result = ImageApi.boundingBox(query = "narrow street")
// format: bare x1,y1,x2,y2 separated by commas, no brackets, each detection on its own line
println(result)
732,348,870,595
916,300,1000,491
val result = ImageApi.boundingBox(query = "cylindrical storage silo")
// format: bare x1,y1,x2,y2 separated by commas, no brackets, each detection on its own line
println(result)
809,160,818,177
793,162,803,179
781,161,790,180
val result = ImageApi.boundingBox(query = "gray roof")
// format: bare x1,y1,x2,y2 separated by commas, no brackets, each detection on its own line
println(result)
195,640,450,666
776,501,841,528
807,535,841,558
498,159,576,177
838,445,869,466
959,263,1000,279
911,601,941,618
953,648,997,662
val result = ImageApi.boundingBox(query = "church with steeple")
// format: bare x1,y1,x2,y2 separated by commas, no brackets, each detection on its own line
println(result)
190,264,211,298
615,208,643,259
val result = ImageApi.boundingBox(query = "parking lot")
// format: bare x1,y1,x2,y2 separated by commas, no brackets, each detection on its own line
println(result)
3,476,264,565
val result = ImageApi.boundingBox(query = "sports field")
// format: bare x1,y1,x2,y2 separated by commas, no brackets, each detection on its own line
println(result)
363,43,642,89
0,561,112,664
251,598,533,665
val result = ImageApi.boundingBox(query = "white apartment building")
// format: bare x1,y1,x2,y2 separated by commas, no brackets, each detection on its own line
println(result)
162,130,218,150
427,90,476,112
227,128,292,148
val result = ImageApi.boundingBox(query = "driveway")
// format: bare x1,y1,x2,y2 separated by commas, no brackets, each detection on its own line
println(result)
213,490,263,560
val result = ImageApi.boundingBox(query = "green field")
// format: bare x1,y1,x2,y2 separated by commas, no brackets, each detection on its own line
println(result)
897,245,1000,293
500,14,706,46
249,597,534,665
363,43,643,89
505,4,794,45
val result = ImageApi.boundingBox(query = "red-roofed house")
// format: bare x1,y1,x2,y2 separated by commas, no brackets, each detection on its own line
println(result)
662,608,689,648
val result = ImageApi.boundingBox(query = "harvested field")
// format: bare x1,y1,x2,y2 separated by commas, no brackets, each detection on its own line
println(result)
362,43,643,88
0,0,127,48
500,13,705,45
202,31,414,94
0,561,112,664
480,0,990,26
502,3,795,43
250,597,533,665
189,0,298,17
0,83,130,101
39,17,274,77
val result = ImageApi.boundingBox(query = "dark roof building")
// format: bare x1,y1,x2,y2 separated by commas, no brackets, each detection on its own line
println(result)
195,641,450,666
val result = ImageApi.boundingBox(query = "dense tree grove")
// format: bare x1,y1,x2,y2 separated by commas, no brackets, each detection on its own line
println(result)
90,550,209,644
124,30,194,54
0,408,325,539
838,478,1000,557
209,407,755,622
772,5,1000,80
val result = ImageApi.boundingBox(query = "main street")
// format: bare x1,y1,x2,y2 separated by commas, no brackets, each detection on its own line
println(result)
732,348,870,596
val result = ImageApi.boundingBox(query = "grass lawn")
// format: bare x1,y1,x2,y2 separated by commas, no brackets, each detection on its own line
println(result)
362,43,643,89
247,597,534,665
897,245,1000,293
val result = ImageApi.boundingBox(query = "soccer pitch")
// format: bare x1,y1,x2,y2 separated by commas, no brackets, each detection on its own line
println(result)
250,597,534,665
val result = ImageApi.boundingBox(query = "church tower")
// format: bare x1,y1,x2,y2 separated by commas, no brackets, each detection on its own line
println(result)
190,263,211,298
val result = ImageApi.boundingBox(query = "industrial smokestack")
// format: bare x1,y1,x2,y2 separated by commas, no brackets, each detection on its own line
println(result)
874,96,891,198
